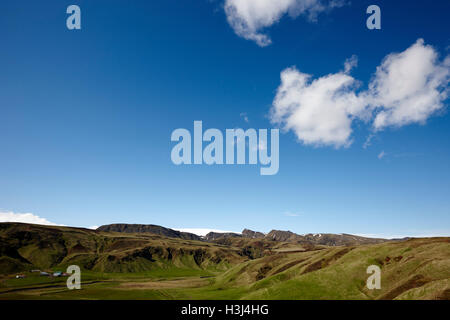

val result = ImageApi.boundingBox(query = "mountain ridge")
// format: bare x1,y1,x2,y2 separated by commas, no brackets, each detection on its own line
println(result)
97,223,392,246
97,223,202,241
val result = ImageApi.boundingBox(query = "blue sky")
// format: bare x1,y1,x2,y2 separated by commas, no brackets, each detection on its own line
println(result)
0,0,449,238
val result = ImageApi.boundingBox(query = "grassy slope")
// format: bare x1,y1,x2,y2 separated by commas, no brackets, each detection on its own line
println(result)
0,223,449,300
211,237,450,300
0,223,247,274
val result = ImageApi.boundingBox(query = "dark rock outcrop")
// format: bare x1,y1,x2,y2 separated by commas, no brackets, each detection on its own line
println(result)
266,230,298,242
204,232,242,241
97,224,202,241
242,229,265,239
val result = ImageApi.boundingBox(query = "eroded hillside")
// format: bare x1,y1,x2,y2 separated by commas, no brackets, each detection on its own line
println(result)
0,223,448,300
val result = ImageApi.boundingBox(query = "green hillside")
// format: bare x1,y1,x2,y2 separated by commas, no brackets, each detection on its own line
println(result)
215,237,450,300
0,223,249,273
0,223,448,300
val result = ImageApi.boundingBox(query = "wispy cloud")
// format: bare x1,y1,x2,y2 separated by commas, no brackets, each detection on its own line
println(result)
224,0,345,46
357,231,449,239
284,211,300,217
378,150,386,159
240,112,249,123
0,210,63,226
0,210,102,229
344,55,358,73
363,133,375,149
173,228,240,236
392,152,424,158
377,151,424,160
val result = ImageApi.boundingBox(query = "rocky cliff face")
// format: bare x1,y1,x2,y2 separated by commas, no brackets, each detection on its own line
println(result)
97,224,202,241
242,229,265,239
204,232,242,241
265,230,299,242
207,228,390,246
97,224,390,246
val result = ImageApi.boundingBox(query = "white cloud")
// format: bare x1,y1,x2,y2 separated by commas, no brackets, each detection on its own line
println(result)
173,228,240,237
0,210,63,226
370,39,450,130
271,66,368,148
363,133,375,149
344,55,358,74
224,0,344,46
270,39,450,148
377,150,386,159
240,112,249,122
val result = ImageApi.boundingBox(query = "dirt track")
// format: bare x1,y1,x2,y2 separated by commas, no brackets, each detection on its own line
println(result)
117,277,209,289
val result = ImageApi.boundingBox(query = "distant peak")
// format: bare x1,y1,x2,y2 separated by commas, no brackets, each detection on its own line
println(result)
242,229,265,239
